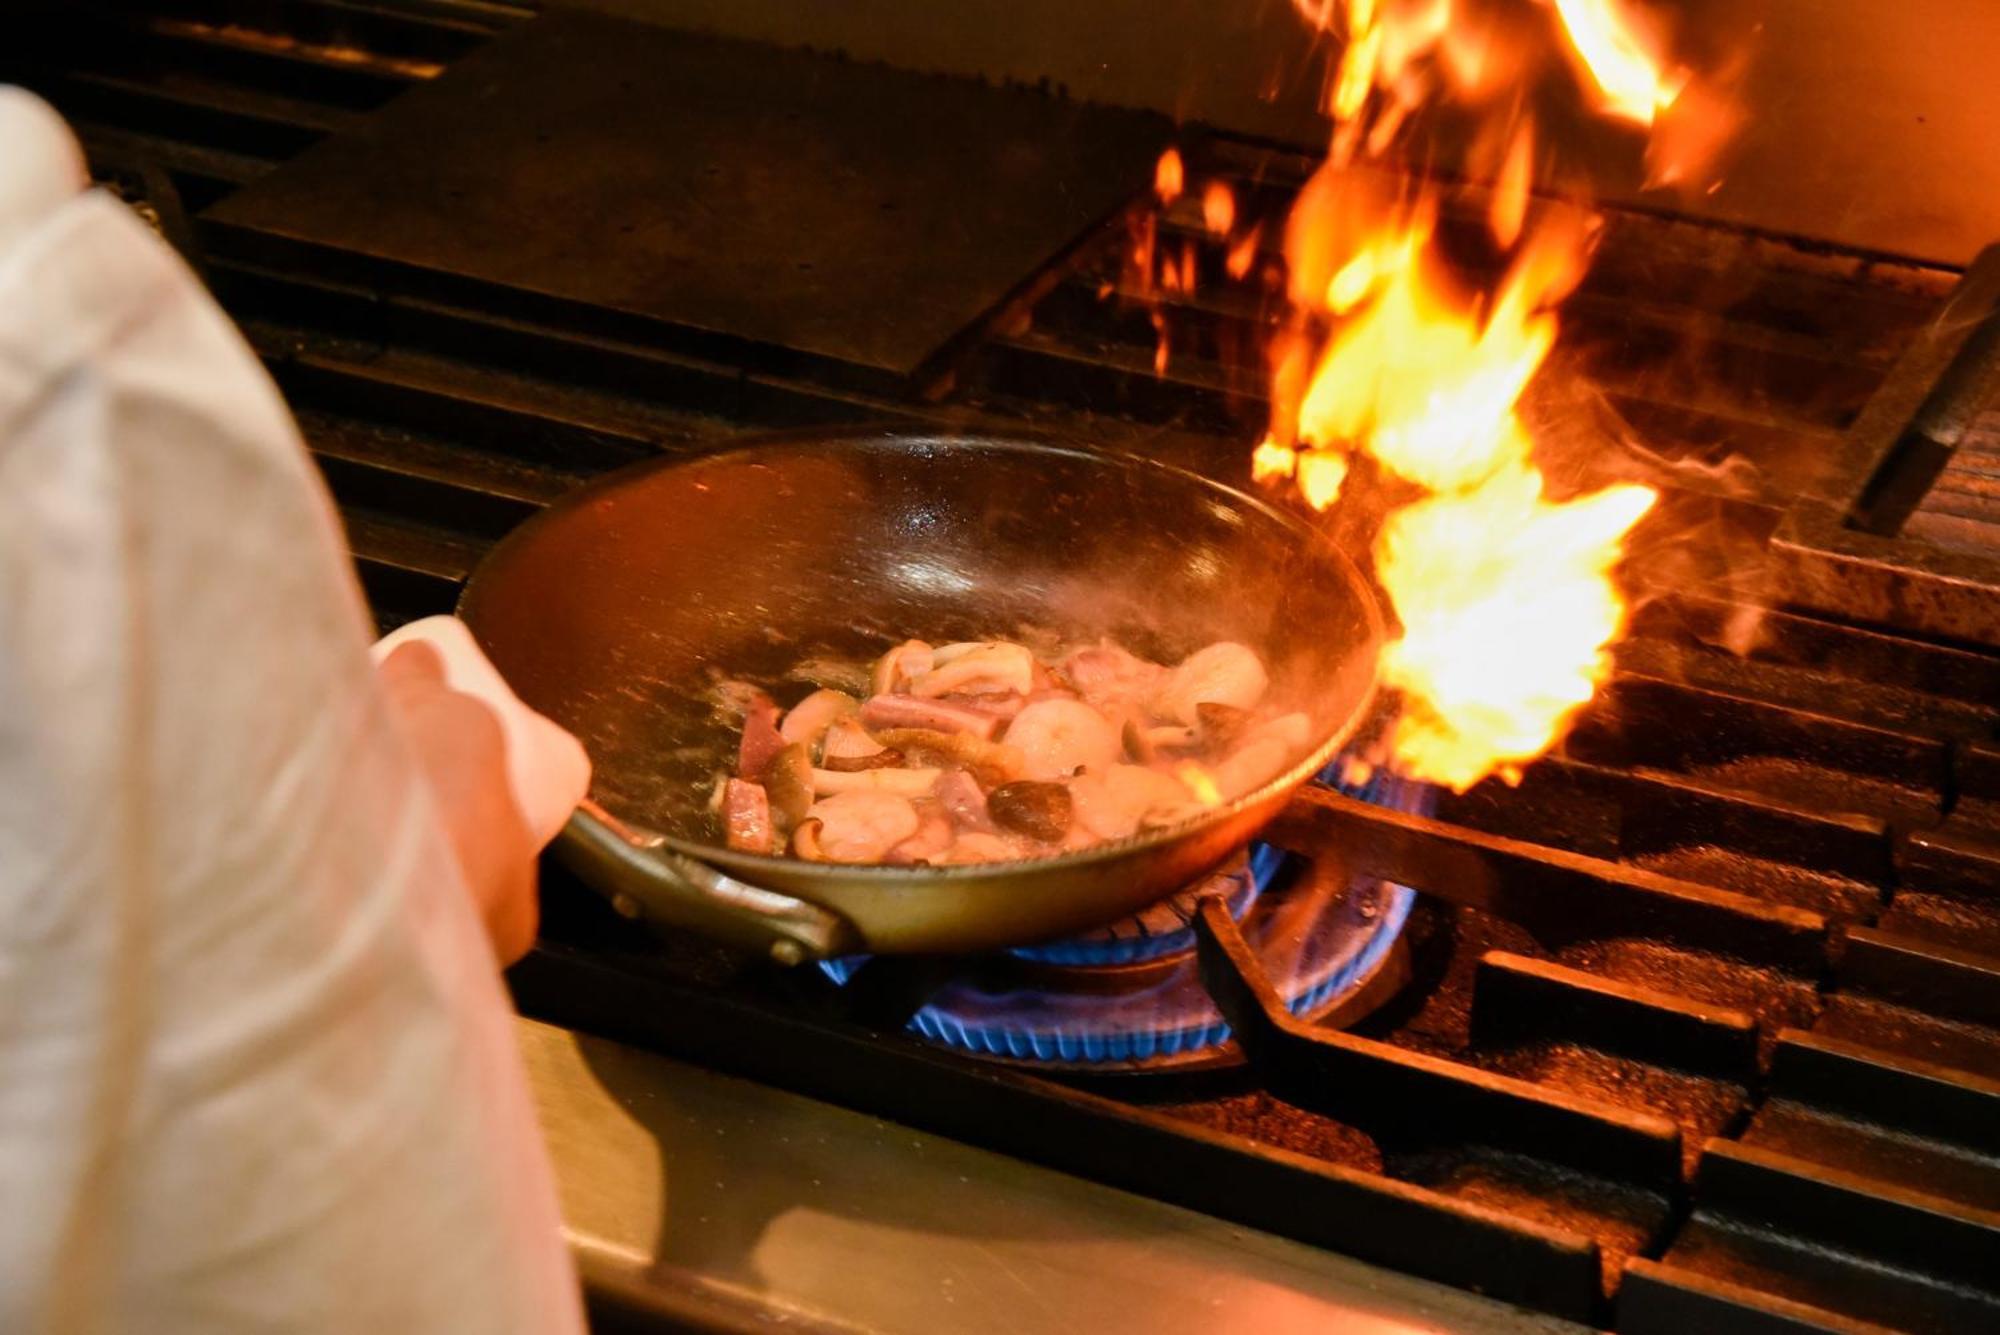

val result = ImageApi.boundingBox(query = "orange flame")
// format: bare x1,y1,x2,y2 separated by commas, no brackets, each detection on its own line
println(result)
1377,467,1656,789
1154,148,1185,203
1202,181,1237,236
1550,0,1685,126
1248,0,1735,791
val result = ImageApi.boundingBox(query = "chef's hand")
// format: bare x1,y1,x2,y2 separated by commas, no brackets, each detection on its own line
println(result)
377,639,541,965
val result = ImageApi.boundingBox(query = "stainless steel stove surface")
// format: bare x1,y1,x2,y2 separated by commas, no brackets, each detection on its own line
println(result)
13,5,2000,1333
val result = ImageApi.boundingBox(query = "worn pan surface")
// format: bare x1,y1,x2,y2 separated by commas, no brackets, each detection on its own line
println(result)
459,429,1383,961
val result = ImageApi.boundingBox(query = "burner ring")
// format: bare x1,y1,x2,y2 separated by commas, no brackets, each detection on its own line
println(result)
822,764,1429,1072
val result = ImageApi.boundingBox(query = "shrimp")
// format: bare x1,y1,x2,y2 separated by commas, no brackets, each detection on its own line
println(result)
1154,641,1270,725
1069,764,1195,840
1003,697,1122,781
938,832,1022,865
887,805,956,864
805,790,922,863
1210,736,1294,799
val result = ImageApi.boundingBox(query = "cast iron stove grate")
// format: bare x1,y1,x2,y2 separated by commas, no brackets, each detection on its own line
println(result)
12,5,2000,1331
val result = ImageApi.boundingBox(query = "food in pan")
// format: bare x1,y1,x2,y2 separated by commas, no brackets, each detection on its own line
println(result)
708,637,1312,865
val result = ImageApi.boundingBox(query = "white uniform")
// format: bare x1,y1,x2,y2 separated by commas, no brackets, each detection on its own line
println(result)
0,89,585,1333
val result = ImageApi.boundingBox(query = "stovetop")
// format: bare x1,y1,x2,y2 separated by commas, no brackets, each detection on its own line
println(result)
12,4,2000,1332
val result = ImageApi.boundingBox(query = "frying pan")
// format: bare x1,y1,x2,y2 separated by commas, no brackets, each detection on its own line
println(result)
458,428,1383,964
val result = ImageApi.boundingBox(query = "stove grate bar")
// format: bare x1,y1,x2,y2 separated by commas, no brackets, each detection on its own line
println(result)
1659,1138,2000,1331
1266,785,1834,972
1617,1257,1902,1335
1197,896,1687,1190
1469,951,1761,1082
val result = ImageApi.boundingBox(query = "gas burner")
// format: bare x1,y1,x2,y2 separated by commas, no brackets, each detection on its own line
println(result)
821,766,1428,1071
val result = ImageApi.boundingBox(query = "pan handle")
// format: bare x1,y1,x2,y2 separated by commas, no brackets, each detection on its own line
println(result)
560,798,860,965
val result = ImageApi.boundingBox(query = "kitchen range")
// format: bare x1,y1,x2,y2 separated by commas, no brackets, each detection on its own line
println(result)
10,2,1999,1332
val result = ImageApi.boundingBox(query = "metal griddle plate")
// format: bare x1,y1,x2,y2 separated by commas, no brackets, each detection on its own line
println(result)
200,8,1170,387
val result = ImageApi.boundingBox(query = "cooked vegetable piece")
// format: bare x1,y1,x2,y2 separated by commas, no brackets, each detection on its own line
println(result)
808,791,922,862
1003,697,1121,781
821,716,889,763
722,779,775,853
988,781,1073,841
860,693,1001,739
763,743,817,826
779,688,859,752
1155,641,1270,725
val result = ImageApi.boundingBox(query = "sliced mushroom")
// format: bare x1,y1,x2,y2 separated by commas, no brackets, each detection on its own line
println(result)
763,743,817,827
820,747,909,773
790,817,828,861
988,781,1073,841
869,727,1024,788
1196,701,1253,749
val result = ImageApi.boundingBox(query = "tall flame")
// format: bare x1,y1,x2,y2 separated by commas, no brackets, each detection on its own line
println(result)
1250,0,1729,791
1550,0,1686,126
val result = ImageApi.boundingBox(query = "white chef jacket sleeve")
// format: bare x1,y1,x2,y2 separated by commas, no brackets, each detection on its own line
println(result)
0,92,584,1335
